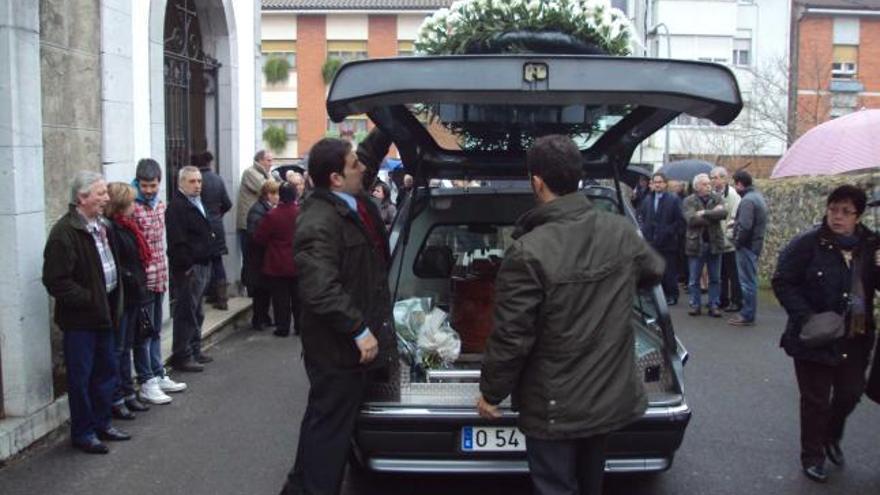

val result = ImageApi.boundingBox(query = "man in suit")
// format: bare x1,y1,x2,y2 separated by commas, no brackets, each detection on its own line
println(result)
638,172,686,305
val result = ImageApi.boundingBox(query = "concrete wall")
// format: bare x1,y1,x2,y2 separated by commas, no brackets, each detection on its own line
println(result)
0,0,53,419
39,0,102,225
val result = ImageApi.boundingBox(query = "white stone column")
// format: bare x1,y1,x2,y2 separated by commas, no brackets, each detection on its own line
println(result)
0,0,53,417
100,0,135,182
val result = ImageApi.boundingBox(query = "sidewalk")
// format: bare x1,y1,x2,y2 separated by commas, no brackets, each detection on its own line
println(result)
0,297,252,463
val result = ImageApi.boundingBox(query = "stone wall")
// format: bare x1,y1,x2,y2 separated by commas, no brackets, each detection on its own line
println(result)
756,172,879,286
39,0,102,396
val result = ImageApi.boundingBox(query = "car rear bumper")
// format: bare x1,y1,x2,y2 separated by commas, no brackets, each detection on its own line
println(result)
354,403,690,474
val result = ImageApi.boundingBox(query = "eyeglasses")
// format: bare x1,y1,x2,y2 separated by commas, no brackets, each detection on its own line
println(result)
827,206,858,217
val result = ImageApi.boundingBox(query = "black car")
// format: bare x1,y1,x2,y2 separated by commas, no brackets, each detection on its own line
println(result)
326,54,743,474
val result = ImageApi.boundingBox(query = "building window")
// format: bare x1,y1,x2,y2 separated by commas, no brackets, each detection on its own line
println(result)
398,40,415,57
263,119,297,139
832,45,858,80
733,39,751,66
327,40,368,63
262,52,296,70
833,17,860,45
327,117,369,141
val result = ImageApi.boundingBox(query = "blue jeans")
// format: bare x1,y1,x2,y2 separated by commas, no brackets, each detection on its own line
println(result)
113,307,138,404
688,245,721,309
134,291,165,383
63,329,117,443
736,247,759,322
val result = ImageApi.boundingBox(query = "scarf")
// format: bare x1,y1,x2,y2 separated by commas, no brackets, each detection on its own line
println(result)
114,214,153,268
132,179,160,209
833,232,867,336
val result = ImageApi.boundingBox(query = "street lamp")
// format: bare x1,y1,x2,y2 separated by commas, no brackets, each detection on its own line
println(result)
649,23,672,165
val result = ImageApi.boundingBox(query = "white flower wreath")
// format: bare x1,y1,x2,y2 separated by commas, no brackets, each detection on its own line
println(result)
415,0,634,56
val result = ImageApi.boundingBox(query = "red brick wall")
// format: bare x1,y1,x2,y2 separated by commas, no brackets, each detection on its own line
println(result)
858,18,880,93
797,17,833,92
297,15,327,156
368,15,398,58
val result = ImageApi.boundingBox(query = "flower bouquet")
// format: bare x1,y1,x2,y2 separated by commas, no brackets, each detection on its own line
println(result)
413,0,634,150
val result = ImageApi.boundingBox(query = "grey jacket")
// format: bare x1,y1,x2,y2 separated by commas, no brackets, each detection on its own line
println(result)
236,164,269,230
480,193,664,440
733,187,768,256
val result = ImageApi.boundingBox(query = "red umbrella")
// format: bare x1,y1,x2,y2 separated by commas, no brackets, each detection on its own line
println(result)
771,109,880,178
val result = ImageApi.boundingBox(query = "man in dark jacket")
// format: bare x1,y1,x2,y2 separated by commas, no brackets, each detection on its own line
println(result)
194,151,233,310
280,138,395,495
477,135,664,495
165,165,218,372
729,170,768,326
772,185,878,483
683,173,728,317
43,171,131,454
638,172,685,305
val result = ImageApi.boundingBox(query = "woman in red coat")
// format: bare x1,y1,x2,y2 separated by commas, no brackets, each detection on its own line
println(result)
254,182,300,337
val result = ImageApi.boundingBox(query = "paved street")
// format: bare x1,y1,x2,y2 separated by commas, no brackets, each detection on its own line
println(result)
1,296,879,495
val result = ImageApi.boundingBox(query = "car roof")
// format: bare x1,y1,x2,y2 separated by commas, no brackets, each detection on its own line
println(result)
327,55,742,180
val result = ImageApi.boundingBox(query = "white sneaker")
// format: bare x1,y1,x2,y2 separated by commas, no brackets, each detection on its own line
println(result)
158,375,187,393
139,377,172,405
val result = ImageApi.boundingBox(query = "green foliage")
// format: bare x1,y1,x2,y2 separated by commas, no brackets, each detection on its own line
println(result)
415,0,632,56
263,57,290,84
262,125,287,154
322,57,343,85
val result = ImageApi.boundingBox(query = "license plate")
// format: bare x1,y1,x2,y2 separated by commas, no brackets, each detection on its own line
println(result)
461,426,526,452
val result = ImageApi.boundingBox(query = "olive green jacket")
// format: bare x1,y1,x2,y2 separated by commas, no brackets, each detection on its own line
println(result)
683,192,728,256
480,193,664,440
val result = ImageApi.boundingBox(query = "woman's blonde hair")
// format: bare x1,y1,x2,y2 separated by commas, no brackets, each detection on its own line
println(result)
260,179,280,199
105,182,137,218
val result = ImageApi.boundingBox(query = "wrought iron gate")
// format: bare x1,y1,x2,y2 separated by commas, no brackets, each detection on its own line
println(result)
164,0,221,197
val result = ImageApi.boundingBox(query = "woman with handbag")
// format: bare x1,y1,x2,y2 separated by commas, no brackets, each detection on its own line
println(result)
106,183,164,418
771,185,880,483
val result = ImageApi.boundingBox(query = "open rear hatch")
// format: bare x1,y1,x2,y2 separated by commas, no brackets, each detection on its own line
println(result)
326,55,740,407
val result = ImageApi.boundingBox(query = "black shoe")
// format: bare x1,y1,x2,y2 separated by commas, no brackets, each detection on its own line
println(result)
96,426,132,442
194,353,213,364
688,306,701,316
666,297,678,306
273,330,290,337
708,307,722,318
723,304,742,313
111,404,135,421
825,442,845,466
125,398,150,412
174,358,205,373
72,437,109,454
252,322,264,331
803,464,827,483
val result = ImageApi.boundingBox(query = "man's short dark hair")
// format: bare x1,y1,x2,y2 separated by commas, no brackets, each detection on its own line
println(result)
308,138,352,189
191,150,214,169
254,150,266,163
652,172,667,182
732,170,752,188
526,135,582,196
827,185,867,216
136,158,162,182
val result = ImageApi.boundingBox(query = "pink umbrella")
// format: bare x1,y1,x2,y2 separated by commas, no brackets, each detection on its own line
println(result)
771,109,880,178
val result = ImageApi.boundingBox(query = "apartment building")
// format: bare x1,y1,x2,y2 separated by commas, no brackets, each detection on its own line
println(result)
261,0,454,160
791,0,880,139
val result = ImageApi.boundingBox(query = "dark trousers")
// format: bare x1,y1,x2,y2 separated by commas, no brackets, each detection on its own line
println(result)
63,329,117,443
719,250,741,308
171,263,211,363
113,306,138,404
269,276,300,335
251,287,273,327
660,250,679,302
281,362,368,495
207,255,227,295
526,434,608,495
793,354,869,467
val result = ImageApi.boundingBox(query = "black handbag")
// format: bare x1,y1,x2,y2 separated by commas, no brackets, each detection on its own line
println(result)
798,311,845,348
135,307,157,343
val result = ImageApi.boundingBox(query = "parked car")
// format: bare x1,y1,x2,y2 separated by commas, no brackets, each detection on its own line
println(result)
326,54,743,474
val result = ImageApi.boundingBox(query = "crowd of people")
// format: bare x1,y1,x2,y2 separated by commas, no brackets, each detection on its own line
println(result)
40,136,878,490
635,167,768,326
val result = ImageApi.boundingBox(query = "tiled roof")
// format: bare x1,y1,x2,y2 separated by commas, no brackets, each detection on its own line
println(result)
263,0,454,10
797,0,880,10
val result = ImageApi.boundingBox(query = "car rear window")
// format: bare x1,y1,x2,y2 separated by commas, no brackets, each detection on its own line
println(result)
413,224,516,279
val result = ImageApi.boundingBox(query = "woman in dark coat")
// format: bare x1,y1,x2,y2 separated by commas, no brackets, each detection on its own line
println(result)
254,182,300,337
771,185,879,483
243,180,279,330
371,181,397,230
106,183,154,419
